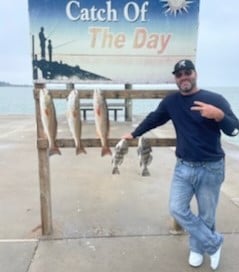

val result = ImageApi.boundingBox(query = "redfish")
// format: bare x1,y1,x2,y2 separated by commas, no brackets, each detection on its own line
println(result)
93,88,112,156
66,89,86,155
39,88,61,156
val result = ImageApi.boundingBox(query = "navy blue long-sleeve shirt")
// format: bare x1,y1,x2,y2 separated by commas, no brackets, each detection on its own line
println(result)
131,89,239,162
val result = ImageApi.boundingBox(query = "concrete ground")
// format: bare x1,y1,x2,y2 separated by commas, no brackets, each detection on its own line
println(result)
0,115,239,272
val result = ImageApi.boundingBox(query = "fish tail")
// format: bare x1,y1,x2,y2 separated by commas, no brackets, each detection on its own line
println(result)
101,146,112,157
49,147,61,156
112,167,120,175
76,146,87,155
141,167,150,176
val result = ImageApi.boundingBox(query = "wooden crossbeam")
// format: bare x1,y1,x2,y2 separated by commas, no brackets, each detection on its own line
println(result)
37,138,176,149
34,89,177,100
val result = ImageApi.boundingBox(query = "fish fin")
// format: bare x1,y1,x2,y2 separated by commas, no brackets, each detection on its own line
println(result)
73,110,77,118
112,167,120,175
96,107,101,116
141,167,150,176
147,155,153,165
118,158,124,166
101,147,112,157
76,146,87,155
49,147,61,156
139,159,143,167
44,108,49,116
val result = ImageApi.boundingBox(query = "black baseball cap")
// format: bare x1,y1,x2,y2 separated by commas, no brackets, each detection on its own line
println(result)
172,59,195,74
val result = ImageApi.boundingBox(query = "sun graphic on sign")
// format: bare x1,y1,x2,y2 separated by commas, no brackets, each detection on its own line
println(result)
160,0,193,16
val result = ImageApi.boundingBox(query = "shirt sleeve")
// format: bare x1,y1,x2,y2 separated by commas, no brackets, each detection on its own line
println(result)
217,96,239,136
131,100,171,138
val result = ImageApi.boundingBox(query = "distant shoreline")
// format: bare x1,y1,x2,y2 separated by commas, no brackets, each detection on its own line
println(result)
0,81,32,87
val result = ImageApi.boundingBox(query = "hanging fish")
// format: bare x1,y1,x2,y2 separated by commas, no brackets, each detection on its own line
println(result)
112,139,128,174
39,88,61,156
66,89,86,155
93,88,112,156
137,137,153,176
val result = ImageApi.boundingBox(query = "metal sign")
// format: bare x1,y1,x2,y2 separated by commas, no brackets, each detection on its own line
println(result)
28,0,200,83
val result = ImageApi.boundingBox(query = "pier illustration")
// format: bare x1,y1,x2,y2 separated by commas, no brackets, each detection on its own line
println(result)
32,26,110,81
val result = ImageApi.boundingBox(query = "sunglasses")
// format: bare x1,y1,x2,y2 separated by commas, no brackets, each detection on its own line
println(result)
175,69,193,78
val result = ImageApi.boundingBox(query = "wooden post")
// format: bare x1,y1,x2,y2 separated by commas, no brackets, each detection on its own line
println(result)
34,83,53,235
38,147,53,235
124,83,132,121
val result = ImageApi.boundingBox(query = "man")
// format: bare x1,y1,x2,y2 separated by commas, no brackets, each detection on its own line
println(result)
123,59,239,270
48,39,53,62
39,27,46,59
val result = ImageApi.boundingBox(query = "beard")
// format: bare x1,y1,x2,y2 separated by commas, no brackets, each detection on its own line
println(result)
177,79,196,94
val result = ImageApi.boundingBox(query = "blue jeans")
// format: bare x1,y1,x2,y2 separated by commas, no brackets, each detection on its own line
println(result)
169,158,224,255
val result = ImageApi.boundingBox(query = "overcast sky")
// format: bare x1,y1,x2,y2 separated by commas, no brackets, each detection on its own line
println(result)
0,0,238,87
